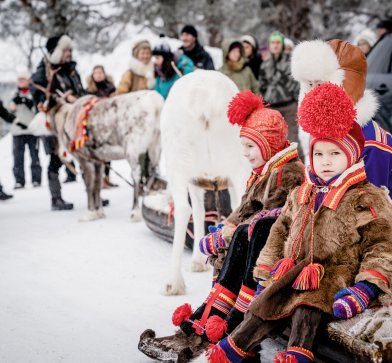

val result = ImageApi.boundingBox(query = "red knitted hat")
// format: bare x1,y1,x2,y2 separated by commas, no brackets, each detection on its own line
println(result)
298,83,365,171
227,90,288,161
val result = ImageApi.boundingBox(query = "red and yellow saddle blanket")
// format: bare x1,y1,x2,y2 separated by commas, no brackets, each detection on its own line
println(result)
69,97,100,152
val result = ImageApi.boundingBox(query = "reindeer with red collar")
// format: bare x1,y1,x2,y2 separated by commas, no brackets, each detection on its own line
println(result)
31,65,164,221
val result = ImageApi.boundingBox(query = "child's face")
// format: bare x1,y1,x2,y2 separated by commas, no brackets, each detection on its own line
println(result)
17,78,30,88
241,137,266,169
154,55,164,66
312,141,348,181
137,48,152,64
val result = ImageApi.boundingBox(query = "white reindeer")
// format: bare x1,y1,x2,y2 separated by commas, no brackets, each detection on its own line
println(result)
162,70,250,296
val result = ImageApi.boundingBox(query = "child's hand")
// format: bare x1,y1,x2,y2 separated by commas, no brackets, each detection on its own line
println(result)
332,281,380,319
199,224,226,256
8,102,17,112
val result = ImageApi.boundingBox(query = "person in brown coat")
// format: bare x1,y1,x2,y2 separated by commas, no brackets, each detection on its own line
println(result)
116,39,155,184
199,84,392,363
138,90,304,361
116,39,155,95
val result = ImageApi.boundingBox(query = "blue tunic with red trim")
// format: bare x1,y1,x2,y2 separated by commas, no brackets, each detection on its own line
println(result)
361,121,392,198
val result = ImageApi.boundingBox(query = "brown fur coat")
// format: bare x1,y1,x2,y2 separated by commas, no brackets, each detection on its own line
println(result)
251,164,392,321
226,144,304,228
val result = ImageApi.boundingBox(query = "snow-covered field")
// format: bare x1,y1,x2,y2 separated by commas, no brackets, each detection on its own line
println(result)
0,134,212,363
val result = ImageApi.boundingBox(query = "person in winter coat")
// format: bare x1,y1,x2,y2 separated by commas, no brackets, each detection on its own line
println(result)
153,36,194,99
116,40,155,95
86,65,117,188
259,31,300,155
0,99,15,200
291,39,392,198
241,35,262,79
86,65,116,98
220,39,260,94
138,90,304,360
31,34,85,210
179,24,215,70
201,82,392,363
354,28,377,55
8,70,42,189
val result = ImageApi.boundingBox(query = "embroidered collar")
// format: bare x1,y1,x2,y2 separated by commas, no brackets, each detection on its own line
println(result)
246,143,299,190
298,161,367,210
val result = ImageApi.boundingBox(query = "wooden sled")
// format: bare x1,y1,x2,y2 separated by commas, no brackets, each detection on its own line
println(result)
142,186,232,249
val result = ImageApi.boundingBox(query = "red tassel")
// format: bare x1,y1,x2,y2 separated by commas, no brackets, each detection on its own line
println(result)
270,258,296,281
205,315,227,343
206,344,230,363
172,303,193,326
274,352,298,363
292,263,325,290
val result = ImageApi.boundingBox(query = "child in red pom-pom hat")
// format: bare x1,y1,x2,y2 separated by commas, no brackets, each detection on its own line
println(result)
197,83,392,363
138,90,305,360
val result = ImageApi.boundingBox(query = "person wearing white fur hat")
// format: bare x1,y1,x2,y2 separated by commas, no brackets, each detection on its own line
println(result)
291,38,392,198
8,69,42,189
355,28,377,55
31,34,85,210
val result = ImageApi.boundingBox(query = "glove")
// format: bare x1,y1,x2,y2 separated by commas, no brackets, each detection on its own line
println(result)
16,121,28,130
199,223,226,256
254,277,268,296
332,280,380,320
13,95,34,109
248,208,282,240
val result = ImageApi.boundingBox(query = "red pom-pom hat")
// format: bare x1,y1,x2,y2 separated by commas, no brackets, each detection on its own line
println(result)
227,90,289,161
297,83,365,172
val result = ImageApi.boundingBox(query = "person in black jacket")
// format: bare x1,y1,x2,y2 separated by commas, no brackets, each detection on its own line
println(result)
179,25,215,70
0,100,15,200
31,34,85,210
86,65,118,188
241,34,262,79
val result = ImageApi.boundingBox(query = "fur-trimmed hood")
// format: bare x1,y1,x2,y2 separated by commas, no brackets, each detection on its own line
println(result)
129,56,155,89
48,35,74,65
291,39,379,126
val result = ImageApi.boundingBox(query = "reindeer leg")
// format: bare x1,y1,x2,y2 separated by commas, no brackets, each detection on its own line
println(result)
229,173,246,213
78,158,99,222
188,184,209,272
128,156,142,222
163,178,191,296
93,162,105,219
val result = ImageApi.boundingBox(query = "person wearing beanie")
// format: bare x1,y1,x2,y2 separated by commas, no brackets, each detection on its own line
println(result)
355,28,377,55
197,82,392,363
152,35,194,99
220,39,260,94
375,19,392,39
179,24,215,70
259,31,301,157
291,38,392,197
8,70,42,189
138,90,304,361
241,35,262,79
31,34,85,211
116,39,155,95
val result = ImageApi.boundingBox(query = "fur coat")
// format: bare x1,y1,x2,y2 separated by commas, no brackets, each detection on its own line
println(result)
251,162,392,321
116,57,155,95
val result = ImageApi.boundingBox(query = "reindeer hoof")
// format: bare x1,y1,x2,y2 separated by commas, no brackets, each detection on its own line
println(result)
130,209,141,222
79,210,103,222
162,278,186,296
96,208,106,218
191,261,209,272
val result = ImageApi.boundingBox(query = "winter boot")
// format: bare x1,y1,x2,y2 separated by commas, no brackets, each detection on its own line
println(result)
138,329,209,362
204,217,278,342
51,197,74,211
0,189,13,200
176,225,249,339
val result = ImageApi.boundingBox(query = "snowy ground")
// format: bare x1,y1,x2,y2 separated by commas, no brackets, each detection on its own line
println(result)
0,134,212,363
